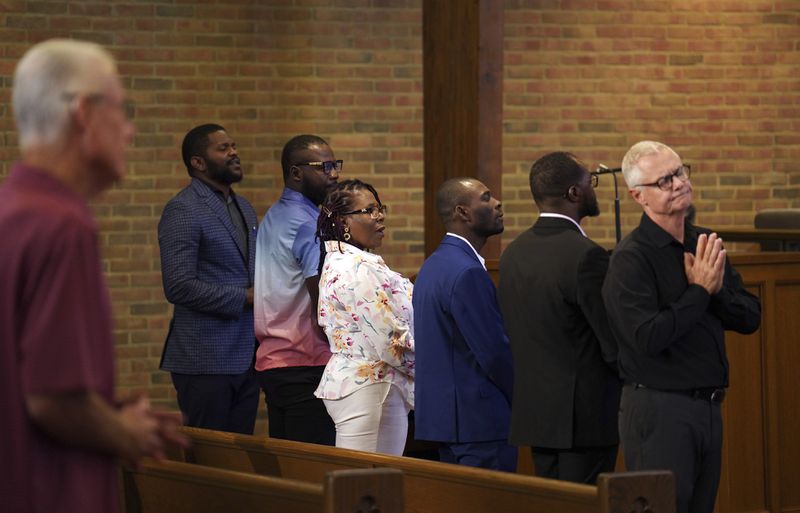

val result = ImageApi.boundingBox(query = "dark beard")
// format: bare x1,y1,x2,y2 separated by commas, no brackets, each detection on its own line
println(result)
581,197,600,218
207,159,242,185
473,207,504,237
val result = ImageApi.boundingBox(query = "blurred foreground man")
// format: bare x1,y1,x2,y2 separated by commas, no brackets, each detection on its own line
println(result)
603,141,760,513
0,39,185,513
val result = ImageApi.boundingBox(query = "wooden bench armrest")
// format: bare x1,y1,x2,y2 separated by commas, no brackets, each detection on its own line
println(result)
597,471,675,513
122,458,403,513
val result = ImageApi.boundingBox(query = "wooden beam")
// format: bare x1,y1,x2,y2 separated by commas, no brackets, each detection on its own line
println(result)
423,0,504,258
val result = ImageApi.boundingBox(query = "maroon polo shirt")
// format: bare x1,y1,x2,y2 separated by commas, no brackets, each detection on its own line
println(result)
0,163,118,513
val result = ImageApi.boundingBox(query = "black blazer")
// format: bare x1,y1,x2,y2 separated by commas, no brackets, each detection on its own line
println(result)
498,216,621,449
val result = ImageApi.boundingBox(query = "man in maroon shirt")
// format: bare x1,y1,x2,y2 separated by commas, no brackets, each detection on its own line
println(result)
0,39,185,513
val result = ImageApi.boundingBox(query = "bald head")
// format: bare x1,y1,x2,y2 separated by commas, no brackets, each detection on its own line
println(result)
436,177,481,225
435,177,504,245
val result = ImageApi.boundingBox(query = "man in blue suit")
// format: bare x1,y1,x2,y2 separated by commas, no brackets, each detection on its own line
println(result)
413,177,516,472
158,124,260,434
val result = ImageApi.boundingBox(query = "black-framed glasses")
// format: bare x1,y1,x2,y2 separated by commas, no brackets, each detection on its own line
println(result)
342,204,387,219
636,164,691,191
562,174,599,199
296,160,343,175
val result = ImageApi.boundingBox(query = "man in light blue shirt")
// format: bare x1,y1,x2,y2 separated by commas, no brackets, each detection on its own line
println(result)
254,134,340,444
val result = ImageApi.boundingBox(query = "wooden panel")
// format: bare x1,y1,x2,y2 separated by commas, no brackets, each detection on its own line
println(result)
723,254,800,513
715,228,800,244
719,284,768,513
179,427,600,513
422,0,503,259
183,430,371,482
122,459,324,513
178,427,678,513
774,283,800,512
122,459,403,513
324,469,404,513
598,471,676,513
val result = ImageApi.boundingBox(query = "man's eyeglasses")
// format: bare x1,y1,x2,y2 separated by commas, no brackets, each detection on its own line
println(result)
636,164,691,191
296,160,343,175
62,92,136,120
562,174,599,199
342,205,387,219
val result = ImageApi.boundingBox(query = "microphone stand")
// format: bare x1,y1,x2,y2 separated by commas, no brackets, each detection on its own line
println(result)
612,172,621,245
593,165,622,245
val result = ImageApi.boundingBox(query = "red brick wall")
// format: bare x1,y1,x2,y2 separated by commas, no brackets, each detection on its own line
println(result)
0,0,797,411
503,0,800,242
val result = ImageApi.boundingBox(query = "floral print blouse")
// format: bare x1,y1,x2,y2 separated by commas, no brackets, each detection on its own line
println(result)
314,240,415,406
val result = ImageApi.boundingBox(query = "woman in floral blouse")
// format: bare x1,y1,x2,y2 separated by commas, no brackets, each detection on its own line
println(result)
314,179,414,455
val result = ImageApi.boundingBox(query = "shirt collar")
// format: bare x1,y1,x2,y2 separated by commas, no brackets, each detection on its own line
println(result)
445,232,486,269
7,162,96,228
639,212,695,249
538,212,587,237
281,187,320,212
193,176,236,202
324,240,384,264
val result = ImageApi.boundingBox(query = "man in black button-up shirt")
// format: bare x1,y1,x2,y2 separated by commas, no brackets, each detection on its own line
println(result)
602,141,760,513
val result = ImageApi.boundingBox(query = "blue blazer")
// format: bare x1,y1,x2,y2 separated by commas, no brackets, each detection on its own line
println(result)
158,178,257,375
413,235,513,443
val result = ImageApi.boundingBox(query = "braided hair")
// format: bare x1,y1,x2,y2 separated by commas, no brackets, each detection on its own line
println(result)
316,179,382,276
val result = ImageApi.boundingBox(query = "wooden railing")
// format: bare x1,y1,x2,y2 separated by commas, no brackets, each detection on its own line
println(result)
121,458,403,513
715,228,800,251
171,426,676,513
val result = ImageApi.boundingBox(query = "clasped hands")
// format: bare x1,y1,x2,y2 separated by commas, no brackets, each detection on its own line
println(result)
684,233,725,295
119,394,190,467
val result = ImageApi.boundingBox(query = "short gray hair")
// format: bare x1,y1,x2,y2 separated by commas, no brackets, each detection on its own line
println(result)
621,140,678,188
13,39,116,150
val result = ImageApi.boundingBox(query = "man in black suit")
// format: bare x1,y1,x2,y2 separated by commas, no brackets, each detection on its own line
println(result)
498,152,621,484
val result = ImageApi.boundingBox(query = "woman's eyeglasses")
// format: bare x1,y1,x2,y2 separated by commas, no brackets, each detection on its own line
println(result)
341,205,387,219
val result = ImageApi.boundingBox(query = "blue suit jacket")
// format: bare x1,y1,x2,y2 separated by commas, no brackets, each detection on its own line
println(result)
158,178,257,375
413,235,513,443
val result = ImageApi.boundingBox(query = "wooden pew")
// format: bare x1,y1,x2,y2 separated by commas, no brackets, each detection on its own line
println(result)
173,427,675,513
121,458,403,513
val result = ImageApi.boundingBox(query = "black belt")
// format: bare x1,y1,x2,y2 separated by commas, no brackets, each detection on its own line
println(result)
630,383,726,404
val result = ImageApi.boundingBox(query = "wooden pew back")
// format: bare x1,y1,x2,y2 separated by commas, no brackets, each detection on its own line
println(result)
122,458,403,513
175,427,674,513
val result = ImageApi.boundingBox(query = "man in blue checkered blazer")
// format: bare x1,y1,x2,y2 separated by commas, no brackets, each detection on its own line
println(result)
158,124,260,434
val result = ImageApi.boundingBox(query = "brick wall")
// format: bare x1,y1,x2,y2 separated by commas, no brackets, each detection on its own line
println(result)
0,0,797,413
503,0,800,242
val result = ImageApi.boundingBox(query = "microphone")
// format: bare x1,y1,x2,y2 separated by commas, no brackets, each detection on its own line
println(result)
592,164,622,175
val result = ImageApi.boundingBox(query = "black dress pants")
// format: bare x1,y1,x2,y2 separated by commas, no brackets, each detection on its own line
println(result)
257,365,335,446
619,385,723,513
532,445,618,484
171,369,259,434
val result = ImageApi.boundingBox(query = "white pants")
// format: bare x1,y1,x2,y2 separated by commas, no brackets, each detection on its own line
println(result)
323,382,410,456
